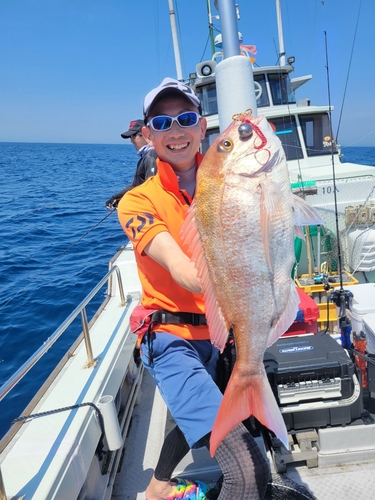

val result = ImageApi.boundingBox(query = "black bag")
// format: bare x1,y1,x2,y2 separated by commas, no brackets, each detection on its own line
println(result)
216,330,236,394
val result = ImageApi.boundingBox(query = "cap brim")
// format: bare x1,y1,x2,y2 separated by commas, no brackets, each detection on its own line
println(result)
121,131,136,138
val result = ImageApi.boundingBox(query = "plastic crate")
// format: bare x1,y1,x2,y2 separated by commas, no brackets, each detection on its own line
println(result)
317,302,339,333
295,271,358,294
283,288,319,337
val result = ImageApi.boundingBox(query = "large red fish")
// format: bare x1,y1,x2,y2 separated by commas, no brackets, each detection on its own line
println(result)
181,111,323,456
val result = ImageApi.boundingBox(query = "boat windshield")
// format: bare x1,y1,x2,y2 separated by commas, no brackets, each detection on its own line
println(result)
201,113,338,161
196,83,218,116
268,73,296,106
201,127,220,154
269,116,304,160
299,113,338,156
253,74,269,107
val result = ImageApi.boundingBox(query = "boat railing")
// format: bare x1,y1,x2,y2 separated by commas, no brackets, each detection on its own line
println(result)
0,265,126,403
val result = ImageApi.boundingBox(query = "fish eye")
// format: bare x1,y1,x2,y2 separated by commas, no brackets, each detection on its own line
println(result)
218,138,234,152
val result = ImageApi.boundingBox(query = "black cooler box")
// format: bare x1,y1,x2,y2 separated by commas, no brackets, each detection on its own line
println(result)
263,332,363,431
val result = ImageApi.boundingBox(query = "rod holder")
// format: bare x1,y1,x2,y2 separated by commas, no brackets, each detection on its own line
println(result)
98,395,123,451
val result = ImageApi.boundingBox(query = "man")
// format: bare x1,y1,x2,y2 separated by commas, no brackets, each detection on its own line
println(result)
117,78,270,500
105,119,158,208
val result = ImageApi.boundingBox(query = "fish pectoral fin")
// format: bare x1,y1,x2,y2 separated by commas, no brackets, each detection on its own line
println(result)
267,279,300,347
180,203,229,352
210,368,289,457
294,225,305,240
293,195,324,237
260,181,283,269
202,271,230,352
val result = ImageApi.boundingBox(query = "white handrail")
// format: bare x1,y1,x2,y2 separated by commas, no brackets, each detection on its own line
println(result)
0,266,126,402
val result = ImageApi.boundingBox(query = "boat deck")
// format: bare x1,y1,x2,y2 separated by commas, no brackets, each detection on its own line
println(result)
114,369,375,500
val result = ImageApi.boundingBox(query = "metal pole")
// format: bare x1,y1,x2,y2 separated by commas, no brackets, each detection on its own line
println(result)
0,468,6,500
81,307,95,366
167,0,183,80
317,225,321,273
216,0,240,58
214,0,258,129
276,0,286,66
207,0,216,56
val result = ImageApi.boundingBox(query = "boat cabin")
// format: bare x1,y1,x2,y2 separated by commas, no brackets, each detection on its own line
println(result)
192,64,339,165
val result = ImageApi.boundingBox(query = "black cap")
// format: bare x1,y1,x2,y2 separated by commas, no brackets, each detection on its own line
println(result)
121,119,144,139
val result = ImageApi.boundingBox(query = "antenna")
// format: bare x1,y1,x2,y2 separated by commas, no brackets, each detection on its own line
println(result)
207,0,217,56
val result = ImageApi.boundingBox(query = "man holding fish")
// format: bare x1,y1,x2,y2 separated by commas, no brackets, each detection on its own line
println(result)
118,77,321,500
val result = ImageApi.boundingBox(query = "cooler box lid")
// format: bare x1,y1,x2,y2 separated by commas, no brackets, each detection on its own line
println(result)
344,283,375,316
264,332,354,384
363,313,375,355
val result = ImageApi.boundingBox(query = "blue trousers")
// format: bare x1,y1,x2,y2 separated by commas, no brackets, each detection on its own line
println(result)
140,332,223,447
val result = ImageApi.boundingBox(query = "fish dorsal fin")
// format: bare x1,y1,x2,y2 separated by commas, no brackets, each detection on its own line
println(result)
181,204,229,352
267,279,300,347
293,194,324,239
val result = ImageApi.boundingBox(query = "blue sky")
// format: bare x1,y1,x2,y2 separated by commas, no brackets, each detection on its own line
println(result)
1,0,374,146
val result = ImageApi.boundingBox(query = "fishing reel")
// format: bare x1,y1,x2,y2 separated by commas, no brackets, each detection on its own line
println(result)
313,273,331,290
329,289,354,317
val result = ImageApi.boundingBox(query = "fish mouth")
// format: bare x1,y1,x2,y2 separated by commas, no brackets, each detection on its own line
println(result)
239,149,280,178
167,143,189,151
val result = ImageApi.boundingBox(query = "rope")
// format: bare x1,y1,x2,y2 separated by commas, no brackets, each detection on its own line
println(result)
351,348,375,366
12,402,105,435
343,129,375,148
335,0,363,144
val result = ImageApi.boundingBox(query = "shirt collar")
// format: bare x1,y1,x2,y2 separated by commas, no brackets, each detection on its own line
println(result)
156,152,204,194
137,144,153,157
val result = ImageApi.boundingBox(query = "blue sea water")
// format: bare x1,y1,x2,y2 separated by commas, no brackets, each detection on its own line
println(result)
0,142,137,438
0,143,374,438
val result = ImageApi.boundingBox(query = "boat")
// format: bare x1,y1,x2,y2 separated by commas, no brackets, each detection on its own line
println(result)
189,2,375,285
1,1,375,499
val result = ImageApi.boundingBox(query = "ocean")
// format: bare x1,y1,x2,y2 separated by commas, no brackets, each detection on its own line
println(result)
0,143,374,438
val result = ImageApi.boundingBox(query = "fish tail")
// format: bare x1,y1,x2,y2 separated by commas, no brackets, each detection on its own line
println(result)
210,367,288,457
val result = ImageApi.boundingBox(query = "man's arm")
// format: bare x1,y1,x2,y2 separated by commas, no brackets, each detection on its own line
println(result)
132,150,158,187
144,231,201,294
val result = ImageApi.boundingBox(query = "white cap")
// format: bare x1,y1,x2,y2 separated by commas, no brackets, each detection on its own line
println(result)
143,77,201,118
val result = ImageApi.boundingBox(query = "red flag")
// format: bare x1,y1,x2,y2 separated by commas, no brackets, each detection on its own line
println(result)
240,44,257,63
240,44,257,54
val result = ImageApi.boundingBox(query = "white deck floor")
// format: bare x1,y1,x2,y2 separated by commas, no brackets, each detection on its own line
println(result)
113,369,375,500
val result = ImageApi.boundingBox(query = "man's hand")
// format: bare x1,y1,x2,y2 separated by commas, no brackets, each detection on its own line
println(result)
105,186,131,209
144,232,202,293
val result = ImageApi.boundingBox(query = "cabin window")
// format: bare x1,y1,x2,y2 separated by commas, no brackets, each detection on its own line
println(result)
196,83,218,116
299,113,338,156
253,74,269,107
269,116,304,160
268,73,296,105
201,127,220,154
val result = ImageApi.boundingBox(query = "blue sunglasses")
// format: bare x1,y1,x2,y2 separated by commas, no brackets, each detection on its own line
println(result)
147,112,200,131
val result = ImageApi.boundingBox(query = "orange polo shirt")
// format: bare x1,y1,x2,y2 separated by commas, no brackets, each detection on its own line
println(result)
117,153,210,341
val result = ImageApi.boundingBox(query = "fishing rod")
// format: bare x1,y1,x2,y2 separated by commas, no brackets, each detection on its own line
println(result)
0,209,117,313
322,30,353,349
